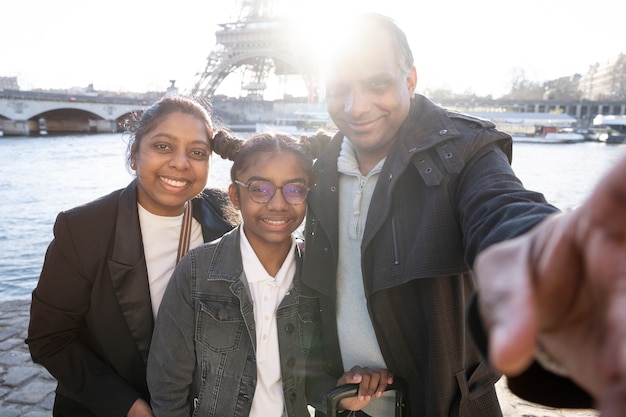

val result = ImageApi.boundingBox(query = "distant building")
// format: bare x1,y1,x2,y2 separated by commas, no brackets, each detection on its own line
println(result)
579,53,626,100
0,76,19,91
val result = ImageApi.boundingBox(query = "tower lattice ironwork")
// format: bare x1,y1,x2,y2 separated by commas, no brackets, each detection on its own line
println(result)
191,0,321,101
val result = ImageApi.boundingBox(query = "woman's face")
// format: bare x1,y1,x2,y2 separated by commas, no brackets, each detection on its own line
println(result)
132,111,211,216
229,151,308,253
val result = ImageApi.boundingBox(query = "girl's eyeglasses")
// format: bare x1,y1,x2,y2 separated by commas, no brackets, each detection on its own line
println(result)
234,180,309,205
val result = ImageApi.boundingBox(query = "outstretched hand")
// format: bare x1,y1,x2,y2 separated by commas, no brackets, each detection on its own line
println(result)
474,153,626,416
337,366,393,411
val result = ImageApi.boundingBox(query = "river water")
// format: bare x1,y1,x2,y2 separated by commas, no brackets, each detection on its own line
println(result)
1,133,625,301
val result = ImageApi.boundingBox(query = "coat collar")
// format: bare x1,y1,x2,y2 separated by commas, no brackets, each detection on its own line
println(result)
108,179,153,362
310,95,463,251
191,190,240,242
394,94,462,154
207,225,305,291
313,94,462,177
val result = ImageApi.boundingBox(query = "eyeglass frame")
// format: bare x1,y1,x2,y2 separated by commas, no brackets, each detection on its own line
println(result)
233,179,310,205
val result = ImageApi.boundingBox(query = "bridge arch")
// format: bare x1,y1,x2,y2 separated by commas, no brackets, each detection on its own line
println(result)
31,108,107,134
10,101,144,121
0,91,148,135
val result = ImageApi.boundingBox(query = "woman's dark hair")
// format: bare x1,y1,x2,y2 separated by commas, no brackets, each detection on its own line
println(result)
212,130,332,182
124,95,215,170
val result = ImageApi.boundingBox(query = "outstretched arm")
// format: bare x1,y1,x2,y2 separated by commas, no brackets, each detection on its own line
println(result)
474,153,626,415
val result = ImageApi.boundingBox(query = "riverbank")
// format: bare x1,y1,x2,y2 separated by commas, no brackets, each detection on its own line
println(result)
0,298,55,417
0,298,598,417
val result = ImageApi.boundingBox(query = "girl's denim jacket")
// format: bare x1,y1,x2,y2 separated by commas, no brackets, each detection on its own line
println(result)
147,226,321,417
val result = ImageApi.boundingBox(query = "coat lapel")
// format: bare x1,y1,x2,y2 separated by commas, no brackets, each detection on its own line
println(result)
108,180,154,362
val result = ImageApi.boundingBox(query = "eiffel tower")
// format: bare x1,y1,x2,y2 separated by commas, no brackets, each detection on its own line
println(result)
191,0,321,102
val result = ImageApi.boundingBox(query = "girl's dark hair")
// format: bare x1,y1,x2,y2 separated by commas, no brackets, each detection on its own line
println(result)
124,95,215,170
212,130,332,182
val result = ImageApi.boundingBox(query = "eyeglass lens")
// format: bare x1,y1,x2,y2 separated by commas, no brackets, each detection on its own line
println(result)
248,181,308,204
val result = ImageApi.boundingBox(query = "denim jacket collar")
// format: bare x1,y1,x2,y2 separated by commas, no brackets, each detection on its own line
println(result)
205,226,310,302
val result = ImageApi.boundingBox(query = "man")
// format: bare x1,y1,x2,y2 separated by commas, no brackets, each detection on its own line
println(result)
302,12,605,417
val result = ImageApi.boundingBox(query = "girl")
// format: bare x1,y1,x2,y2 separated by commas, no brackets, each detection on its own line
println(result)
27,95,240,417
147,131,329,417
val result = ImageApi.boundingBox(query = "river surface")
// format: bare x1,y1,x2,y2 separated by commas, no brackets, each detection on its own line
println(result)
1,133,625,301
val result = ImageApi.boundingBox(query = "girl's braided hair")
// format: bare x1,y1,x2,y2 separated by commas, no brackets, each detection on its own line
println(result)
212,130,332,182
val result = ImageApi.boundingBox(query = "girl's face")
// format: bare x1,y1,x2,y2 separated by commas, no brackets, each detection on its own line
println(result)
229,151,308,253
132,112,211,216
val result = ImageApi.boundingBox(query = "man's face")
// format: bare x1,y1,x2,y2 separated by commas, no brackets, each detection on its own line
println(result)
324,27,416,161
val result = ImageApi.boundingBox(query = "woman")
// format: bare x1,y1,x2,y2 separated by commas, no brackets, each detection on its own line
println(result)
147,132,329,417
26,95,240,417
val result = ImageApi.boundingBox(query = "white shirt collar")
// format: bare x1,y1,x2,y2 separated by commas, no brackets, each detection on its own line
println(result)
240,226,296,290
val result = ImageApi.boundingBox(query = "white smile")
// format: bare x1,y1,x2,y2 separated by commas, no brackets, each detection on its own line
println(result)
264,219,289,226
160,176,188,187
349,120,376,130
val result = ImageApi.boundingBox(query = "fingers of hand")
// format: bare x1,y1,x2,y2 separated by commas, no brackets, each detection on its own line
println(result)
353,367,392,399
342,366,393,398
339,396,373,411
475,238,538,375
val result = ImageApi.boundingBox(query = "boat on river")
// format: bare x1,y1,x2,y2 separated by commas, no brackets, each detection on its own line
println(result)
467,111,586,144
512,127,586,144
587,115,626,144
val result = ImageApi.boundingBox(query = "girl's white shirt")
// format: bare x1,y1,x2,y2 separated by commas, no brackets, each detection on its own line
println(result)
137,203,203,319
240,226,296,417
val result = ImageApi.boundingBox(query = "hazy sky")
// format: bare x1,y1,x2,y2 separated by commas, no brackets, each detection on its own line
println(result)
3,0,624,98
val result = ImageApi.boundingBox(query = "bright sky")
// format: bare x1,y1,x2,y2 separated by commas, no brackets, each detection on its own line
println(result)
3,0,624,99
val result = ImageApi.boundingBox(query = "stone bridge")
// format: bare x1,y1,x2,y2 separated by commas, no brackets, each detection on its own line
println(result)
0,90,150,136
